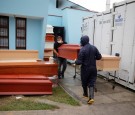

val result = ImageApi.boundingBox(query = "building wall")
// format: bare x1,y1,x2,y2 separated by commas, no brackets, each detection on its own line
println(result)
48,0,80,16
47,16,62,26
62,10,69,43
0,0,48,18
48,0,63,16
27,19,42,51
47,0,65,27
47,0,91,27
62,8,94,44
9,17,16,49
47,0,95,43
0,0,49,59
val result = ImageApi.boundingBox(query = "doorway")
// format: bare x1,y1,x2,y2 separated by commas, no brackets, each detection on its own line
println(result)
53,26,65,42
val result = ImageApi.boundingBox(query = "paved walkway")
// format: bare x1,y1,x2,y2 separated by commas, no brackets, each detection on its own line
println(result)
0,64,135,115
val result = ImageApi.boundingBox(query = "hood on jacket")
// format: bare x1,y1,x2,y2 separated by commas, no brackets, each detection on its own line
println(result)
80,35,89,46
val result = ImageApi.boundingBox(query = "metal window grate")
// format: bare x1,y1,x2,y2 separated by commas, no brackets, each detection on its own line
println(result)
0,16,9,49
16,18,26,49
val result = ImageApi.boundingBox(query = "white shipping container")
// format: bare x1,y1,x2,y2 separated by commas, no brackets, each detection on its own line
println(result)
82,16,95,45
95,11,112,54
82,0,135,90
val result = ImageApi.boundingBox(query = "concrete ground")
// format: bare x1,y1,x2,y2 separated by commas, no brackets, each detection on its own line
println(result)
0,64,135,115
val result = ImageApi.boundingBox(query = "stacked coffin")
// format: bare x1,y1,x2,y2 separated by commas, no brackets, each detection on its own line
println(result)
0,50,59,95
0,75,52,95
44,25,54,61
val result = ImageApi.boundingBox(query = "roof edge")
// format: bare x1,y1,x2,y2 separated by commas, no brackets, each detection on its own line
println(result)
66,0,98,13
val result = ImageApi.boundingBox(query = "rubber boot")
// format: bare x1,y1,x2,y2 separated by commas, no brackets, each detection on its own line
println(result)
88,87,94,104
83,87,88,97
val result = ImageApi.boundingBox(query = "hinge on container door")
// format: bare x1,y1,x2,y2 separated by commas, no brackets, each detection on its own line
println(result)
111,27,116,30
112,11,118,16
110,42,115,45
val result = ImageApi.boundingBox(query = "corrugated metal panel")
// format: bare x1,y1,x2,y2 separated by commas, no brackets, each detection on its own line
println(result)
82,0,135,90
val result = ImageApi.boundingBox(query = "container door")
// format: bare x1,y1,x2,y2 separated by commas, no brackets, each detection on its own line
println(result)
123,2,135,83
82,17,95,45
112,2,135,83
100,13,112,54
94,15,103,52
112,4,127,81
82,18,89,36
88,17,95,45
94,13,112,54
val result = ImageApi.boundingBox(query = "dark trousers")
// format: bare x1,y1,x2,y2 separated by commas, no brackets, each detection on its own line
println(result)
57,57,67,78
81,66,97,99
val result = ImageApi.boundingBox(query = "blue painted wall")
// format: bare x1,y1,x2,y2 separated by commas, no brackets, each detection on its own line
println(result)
9,17,15,49
47,16,62,26
27,19,42,50
62,8,93,44
62,10,69,43
47,0,95,43
47,0,91,27
0,0,48,18
0,0,49,59
48,0,81,16
47,0,64,27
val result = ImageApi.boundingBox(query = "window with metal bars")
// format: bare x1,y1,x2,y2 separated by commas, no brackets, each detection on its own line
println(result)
16,17,26,49
0,16,9,49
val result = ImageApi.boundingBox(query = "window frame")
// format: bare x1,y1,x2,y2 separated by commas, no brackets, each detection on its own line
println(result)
0,15,9,49
16,17,26,49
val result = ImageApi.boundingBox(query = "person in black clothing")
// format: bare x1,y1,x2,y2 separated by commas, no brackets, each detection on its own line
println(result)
54,36,67,79
75,35,102,104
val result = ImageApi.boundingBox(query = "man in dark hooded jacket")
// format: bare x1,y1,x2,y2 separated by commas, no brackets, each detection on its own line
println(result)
75,35,102,104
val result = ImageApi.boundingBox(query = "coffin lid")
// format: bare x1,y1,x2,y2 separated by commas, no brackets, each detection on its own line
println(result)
58,44,81,50
101,54,121,60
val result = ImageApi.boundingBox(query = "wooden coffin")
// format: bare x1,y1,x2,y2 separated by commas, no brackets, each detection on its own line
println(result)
0,75,49,80
45,42,54,49
0,50,38,60
0,79,52,95
0,61,58,77
0,75,52,95
45,34,54,42
44,48,53,57
46,25,54,34
96,54,120,71
58,44,81,60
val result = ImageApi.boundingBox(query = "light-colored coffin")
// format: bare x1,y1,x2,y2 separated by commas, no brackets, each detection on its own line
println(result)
46,25,54,34
96,54,120,71
44,34,54,60
44,48,53,57
44,42,54,49
0,50,38,60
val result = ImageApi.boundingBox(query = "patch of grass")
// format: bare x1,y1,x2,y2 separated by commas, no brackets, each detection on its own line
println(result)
0,86,80,111
0,97,59,111
42,86,80,106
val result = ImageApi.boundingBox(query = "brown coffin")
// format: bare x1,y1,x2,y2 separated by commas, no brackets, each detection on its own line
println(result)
45,34,54,42
0,61,58,77
96,54,121,71
0,79,52,95
58,44,81,60
0,75,48,80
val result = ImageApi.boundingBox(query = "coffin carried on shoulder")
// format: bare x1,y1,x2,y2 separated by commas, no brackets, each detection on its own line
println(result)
58,44,80,60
